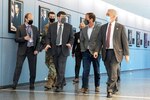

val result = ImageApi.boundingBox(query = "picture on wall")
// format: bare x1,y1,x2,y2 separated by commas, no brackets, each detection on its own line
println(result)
136,31,141,47
8,0,23,33
144,33,148,48
66,14,71,24
128,29,132,46
80,17,84,23
39,6,50,35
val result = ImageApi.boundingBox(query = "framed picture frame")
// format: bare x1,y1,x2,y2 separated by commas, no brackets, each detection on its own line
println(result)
132,38,135,44
39,6,50,35
144,33,148,48
8,0,23,33
66,14,71,24
136,31,141,47
128,29,132,46
80,17,84,23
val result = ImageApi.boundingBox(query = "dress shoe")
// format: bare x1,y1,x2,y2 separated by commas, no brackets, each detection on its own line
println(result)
95,86,100,92
73,78,79,83
12,84,17,90
80,88,88,93
30,84,35,90
107,92,112,98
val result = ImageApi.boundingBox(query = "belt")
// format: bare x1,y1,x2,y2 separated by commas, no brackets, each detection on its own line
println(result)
106,49,114,51
56,45,62,47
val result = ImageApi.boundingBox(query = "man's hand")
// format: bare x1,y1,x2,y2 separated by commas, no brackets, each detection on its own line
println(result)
66,43,72,50
24,34,31,41
34,50,38,55
44,45,51,51
125,55,129,63
93,52,98,59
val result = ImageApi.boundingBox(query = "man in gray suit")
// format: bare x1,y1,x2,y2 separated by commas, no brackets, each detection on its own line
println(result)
45,11,74,92
12,13,40,90
94,9,129,98
80,12,101,93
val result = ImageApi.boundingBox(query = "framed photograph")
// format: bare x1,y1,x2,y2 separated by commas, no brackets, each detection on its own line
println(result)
136,31,141,47
66,14,71,24
8,0,23,33
39,6,50,34
140,39,142,45
80,17,84,23
132,38,135,44
144,33,148,48
128,29,132,46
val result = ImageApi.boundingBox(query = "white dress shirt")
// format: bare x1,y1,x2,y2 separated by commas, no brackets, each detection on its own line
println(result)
106,21,115,49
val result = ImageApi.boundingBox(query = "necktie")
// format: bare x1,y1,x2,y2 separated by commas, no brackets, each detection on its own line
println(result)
27,26,33,47
106,23,111,48
56,24,62,45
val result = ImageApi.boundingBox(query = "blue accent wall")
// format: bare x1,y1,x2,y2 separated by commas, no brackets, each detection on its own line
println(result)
0,0,150,87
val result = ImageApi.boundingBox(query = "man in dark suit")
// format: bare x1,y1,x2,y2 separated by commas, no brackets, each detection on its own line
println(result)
45,11,74,92
72,23,85,83
12,3,21,29
12,13,40,90
41,9,48,34
94,9,129,98
80,12,101,93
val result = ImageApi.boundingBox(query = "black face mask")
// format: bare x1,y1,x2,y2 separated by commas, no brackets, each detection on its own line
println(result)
28,20,33,25
49,18,55,23
84,19,89,25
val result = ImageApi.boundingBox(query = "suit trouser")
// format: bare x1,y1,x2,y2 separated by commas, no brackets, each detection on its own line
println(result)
82,50,101,89
104,49,119,93
74,52,82,78
54,46,67,88
13,47,37,85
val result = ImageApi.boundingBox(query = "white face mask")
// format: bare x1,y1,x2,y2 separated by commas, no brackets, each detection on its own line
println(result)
106,16,111,23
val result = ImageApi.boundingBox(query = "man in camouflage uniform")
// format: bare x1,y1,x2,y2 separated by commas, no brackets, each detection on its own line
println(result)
42,11,56,89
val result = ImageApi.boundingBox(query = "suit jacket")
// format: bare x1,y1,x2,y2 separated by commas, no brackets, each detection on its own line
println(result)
96,22,129,62
80,24,101,55
46,22,74,56
15,24,40,55
72,31,81,54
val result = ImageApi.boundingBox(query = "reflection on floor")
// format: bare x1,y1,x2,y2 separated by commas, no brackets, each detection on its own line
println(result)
1,69,150,100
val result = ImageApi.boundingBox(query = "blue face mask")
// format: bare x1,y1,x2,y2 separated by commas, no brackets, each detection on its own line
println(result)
106,16,110,23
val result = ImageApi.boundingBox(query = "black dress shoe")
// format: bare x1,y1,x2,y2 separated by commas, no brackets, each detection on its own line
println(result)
107,92,112,98
30,84,35,90
12,84,17,90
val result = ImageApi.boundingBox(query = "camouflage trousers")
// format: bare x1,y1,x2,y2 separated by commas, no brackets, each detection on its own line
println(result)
45,54,57,88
